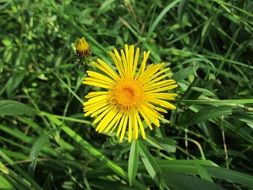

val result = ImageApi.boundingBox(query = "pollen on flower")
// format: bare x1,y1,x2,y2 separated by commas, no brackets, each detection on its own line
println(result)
110,78,144,110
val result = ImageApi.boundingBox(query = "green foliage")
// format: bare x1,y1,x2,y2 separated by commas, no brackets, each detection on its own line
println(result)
0,0,253,189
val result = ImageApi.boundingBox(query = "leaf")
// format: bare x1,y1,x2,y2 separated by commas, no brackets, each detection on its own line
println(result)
0,100,35,116
0,175,13,190
195,164,213,183
28,134,49,177
0,124,34,144
128,140,139,186
98,0,116,14
89,178,138,190
0,150,43,190
157,160,253,188
180,99,253,105
147,0,181,38
178,0,189,24
0,161,9,174
162,173,225,190
6,72,25,97
0,149,28,160
201,16,215,45
139,141,161,186
173,66,195,81
146,136,177,153
185,106,233,125
205,166,253,188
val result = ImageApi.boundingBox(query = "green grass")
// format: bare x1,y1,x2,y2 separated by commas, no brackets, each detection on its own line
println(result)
1,0,253,189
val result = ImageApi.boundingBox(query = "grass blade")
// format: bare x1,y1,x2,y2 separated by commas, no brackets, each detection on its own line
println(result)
139,141,161,187
128,140,139,186
147,0,180,39
162,173,225,190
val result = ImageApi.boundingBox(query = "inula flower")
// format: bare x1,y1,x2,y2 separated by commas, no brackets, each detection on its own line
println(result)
83,44,177,142
75,37,91,57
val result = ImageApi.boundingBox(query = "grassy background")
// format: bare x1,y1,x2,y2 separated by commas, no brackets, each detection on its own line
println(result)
1,0,253,189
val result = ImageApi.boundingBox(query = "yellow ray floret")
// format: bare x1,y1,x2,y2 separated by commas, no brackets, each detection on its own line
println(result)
83,44,178,142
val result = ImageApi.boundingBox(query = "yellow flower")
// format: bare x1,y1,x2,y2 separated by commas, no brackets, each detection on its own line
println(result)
75,37,90,57
83,44,178,142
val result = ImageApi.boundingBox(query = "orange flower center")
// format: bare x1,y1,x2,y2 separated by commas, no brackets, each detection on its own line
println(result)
111,78,143,110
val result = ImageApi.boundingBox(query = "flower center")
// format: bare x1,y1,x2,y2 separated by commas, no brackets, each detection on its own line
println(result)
111,78,143,110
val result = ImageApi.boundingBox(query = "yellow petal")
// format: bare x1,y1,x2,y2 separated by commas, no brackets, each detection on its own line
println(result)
128,111,133,142
119,114,128,142
150,67,171,81
84,100,109,116
120,49,128,76
139,108,153,130
104,110,122,133
83,79,112,89
87,71,115,84
94,59,119,81
145,92,177,100
90,104,112,117
137,63,163,84
114,48,125,76
141,104,160,127
144,80,176,91
85,91,108,98
96,107,118,132
84,94,108,106
93,105,114,124
139,51,150,74
149,99,176,110
109,50,124,77
148,84,178,93
127,45,135,78
133,111,139,140
132,47,140,77
85,103,109,117
117,114,126,137
136,111,146,139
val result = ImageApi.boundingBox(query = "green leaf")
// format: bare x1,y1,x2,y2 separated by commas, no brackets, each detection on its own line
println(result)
195,164,213,183
89,178,138,190
6,72,25,97
139,141,161,186
128,140,139,186
0,150,43,190
0,175,13,190
178,0,188,24
157,160,253,188
0,161,9,174
205,166,253,188
185,106,233,125
147,0,181,38
0,124,34,144
0,100,35,116
28,134,49,177
201,15,216,45
162,173,225,190
0,149,28,160
146,136,177,153
173,66,195,81
98,0,116,14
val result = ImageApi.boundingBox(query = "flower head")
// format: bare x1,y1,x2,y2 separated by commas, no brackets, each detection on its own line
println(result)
75,37,91,57
83,44,177,142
